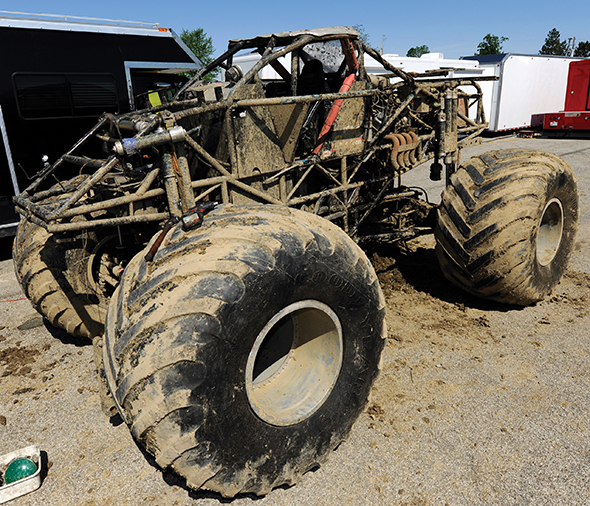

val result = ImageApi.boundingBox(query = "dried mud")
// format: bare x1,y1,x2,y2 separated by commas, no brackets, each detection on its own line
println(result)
368,235,590,411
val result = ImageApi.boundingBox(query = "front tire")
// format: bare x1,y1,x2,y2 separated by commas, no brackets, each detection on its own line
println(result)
12,176,109,338
103,204,386,497
435,149,578,305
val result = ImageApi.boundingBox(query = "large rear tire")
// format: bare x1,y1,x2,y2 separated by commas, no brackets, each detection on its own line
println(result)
435,149,578,305
103,204,386,497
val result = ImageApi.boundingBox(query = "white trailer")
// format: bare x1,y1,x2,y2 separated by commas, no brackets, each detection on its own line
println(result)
461,54,582,132
229,49,582,133
366,52,482,78
230,50,483,81
227,50,487,128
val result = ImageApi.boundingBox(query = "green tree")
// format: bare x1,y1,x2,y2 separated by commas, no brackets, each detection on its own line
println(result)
180,28,217,81
475,34,508,55
574,40,590,57
352,24,370,46
406,45,430,58
540,28,567,55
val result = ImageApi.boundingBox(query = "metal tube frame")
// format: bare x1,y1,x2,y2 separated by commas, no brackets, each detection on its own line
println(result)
14,29,493,237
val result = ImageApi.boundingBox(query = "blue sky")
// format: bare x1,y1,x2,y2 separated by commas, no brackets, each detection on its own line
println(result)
2,0,589,58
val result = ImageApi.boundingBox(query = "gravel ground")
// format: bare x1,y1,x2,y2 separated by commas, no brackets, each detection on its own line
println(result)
0,135,589,505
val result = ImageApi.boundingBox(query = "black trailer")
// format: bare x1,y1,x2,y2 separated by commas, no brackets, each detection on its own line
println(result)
0,11,201,237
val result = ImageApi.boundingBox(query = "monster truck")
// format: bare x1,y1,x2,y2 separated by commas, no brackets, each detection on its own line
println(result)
12,27,578,496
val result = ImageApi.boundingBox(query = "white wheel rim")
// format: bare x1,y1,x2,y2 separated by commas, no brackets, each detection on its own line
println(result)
246,300,343,426
536,197,564,266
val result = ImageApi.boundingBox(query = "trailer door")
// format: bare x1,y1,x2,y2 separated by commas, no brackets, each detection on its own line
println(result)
564,60,590,112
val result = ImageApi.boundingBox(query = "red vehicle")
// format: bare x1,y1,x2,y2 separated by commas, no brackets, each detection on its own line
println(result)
535,59,590,132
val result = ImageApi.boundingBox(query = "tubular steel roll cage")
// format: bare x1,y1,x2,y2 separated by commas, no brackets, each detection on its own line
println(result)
14,27,494,242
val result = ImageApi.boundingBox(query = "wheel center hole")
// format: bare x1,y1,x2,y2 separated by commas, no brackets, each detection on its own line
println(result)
246,301,343,426
252,314,294,385
537,198,564,266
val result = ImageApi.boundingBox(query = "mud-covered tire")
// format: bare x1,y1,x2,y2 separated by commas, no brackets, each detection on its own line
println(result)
12,176,109,338
435,149,578,305
103,204,386,497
